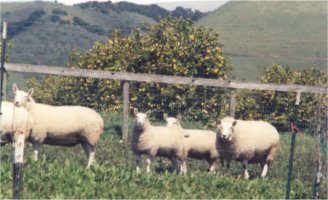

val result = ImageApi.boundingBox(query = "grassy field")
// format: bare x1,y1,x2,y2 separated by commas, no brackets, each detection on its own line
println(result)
0,112,327,199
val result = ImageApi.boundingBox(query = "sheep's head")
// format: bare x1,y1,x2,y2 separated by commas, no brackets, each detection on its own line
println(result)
13,83,34,107
133,108,151,129
163,114,182,127
216,118,237,142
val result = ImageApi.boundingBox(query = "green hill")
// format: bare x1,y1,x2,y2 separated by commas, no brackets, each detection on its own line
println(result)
1,1,207,66
1,1,156,66
197,1,327,80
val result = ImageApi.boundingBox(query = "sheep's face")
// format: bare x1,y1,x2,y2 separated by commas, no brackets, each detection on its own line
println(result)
216,119,237,142
166,117,178,127
14,90,29,107
13,83,34,107
164,114,182,127
133,108,151,129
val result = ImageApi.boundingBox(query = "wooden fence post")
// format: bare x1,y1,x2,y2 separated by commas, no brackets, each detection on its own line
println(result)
229,89,236,118
3,72,7,100
122,81,130,143
12,131,25,199
0,21,7,109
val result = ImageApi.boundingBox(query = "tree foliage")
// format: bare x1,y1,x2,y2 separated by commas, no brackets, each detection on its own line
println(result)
28,17,231,125
235,65,327,132
76,1,207,21
26,18,326,131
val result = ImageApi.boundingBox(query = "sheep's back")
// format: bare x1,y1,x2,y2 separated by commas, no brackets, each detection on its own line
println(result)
182,129,218,159
132,125,185,156
151,126,185,149
217,119,279,161
184,130,216,152
233,120,279,152
29,104,103,144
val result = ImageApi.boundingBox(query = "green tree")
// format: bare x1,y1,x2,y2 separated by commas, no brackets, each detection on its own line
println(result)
235,65,327,132
28,17,231,125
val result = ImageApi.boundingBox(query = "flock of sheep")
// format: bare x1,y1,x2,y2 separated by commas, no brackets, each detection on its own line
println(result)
0,83,280,179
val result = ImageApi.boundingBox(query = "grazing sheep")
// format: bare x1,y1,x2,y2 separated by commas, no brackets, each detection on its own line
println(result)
131,108,187,174
164,114,219,173
0,101,33,145
13,83,104,168
216,117,280,179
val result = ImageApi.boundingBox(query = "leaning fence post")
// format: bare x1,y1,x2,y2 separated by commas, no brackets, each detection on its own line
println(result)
122,81,130,143
286,91,301,199
0,21,7,109
12,131,25,199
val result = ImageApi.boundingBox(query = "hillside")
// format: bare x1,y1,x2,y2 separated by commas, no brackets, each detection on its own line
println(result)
1,1,156,66
197,1,327,80
1,1,207,66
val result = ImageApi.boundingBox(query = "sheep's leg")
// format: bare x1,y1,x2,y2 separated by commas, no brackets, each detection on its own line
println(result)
146,156,153,173
179,159,187,175
208,158,216,174
134,154,141,173
32,142,41,161
242,160,250,180
82,142,95,169
220,157,225,168
170,157,178,172
221,159,231,174
260,162,269,178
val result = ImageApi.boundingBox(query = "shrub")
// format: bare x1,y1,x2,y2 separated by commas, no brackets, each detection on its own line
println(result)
52,8,68,16
235,65,327,132
27,17,231,126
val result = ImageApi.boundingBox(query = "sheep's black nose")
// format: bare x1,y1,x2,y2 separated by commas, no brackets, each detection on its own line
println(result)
14,102,19,106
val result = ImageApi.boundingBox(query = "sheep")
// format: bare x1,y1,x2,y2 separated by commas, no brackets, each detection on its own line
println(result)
13,83,104,168
164,114,219,173
216,117,280,179
0,101,33,145
131,108,187,174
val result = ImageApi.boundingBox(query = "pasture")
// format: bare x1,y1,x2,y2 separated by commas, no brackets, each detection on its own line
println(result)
0,112,326,199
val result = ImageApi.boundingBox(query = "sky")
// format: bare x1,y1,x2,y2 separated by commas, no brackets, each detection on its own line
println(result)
0,0,229,12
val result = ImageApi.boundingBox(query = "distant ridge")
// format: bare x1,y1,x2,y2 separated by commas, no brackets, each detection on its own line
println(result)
197,1,327,80
1,1,207,66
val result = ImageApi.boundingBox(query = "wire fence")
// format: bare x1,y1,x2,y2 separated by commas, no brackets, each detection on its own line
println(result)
1,63,327,198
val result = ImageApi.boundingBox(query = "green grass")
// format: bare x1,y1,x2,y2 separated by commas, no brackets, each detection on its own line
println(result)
0,112,327,198
197,1,327,80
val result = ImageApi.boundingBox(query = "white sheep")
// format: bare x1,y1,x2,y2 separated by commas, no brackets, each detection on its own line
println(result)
131,108,187,174
0,101,33,145
216,117,280,179
164,114,219,173
13,83,104,168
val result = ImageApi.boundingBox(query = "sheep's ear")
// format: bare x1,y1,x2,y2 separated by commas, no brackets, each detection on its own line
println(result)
146,110,151,117
28,88,34,97
163,113,168,121
133,108,138,116
13,83,18,93
177,114,182,121
232,120,237,126
216,118,221,125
